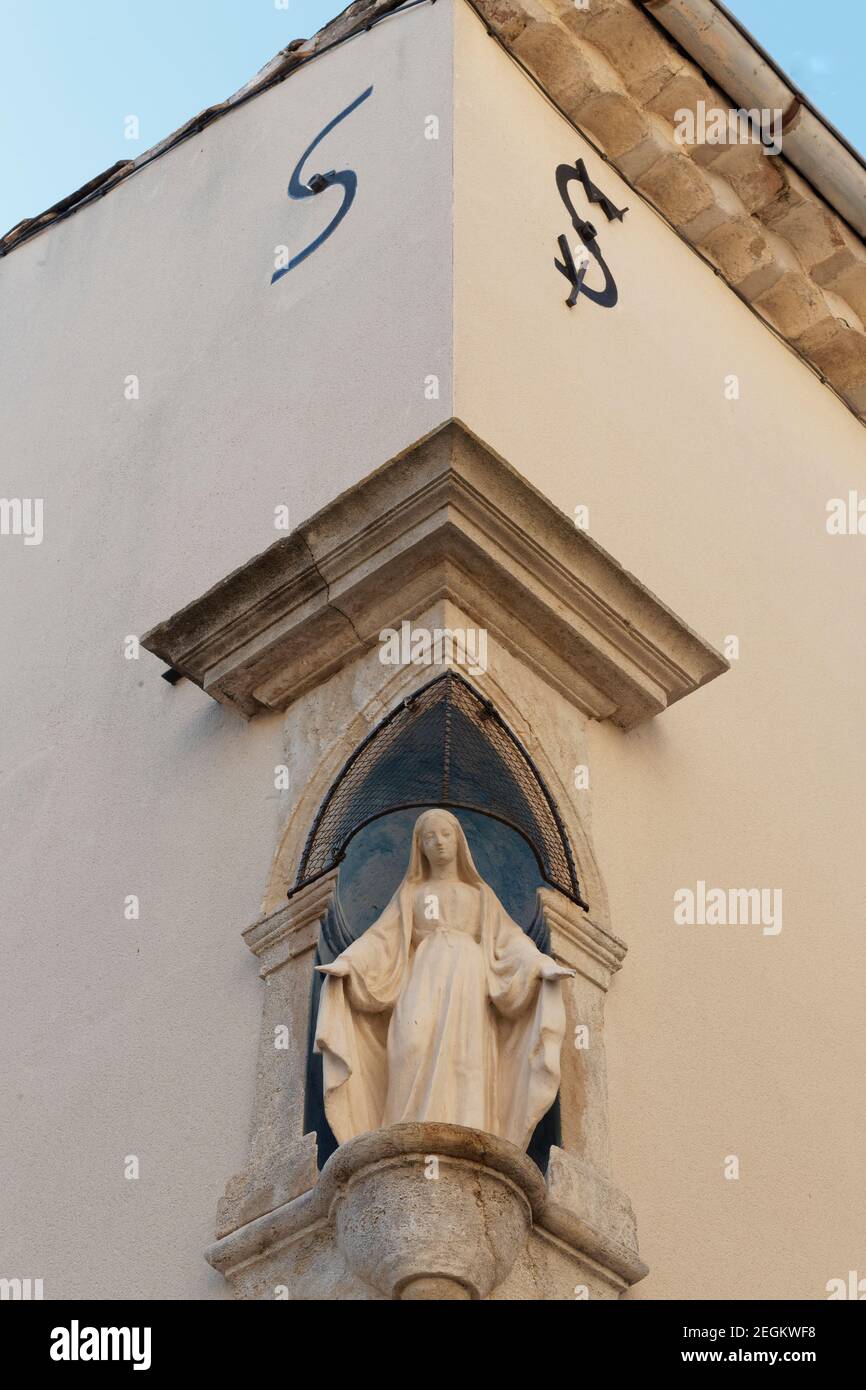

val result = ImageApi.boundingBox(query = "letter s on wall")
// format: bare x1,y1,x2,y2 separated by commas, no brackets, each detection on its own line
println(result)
271,85,374,284
553,160,626,309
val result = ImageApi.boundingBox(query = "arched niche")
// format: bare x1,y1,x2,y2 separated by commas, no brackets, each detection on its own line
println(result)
295,670,586,907
299,673,582,1174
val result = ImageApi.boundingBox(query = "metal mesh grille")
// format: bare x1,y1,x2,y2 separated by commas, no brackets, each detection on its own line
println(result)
295,671,584,904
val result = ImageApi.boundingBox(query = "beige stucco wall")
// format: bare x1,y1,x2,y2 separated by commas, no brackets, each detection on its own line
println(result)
3,0,864,1302
454,0,866,1299
0,1,453,1299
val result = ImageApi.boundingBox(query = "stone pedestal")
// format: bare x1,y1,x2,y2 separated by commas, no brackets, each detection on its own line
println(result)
205,1123,647,1300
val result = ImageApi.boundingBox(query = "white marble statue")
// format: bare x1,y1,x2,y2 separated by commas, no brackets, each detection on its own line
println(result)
314,808,574,1152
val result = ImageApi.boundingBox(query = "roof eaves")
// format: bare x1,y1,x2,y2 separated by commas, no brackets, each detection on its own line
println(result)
471,0,866,425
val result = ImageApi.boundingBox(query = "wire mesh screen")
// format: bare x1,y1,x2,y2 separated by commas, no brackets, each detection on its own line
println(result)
295,671,584,905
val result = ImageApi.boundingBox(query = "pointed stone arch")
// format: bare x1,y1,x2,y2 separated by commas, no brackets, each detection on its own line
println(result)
294,670,587,907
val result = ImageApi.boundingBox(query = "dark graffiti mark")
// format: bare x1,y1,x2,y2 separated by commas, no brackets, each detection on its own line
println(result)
271,85,373,284
553,159,627,309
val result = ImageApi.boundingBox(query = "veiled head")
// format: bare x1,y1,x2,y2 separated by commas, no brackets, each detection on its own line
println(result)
406,808,483,884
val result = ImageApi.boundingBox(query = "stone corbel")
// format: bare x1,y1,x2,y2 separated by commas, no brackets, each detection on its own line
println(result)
206,1122,648,1300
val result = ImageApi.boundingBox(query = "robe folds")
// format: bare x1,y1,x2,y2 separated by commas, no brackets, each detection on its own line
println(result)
314,880,566,1153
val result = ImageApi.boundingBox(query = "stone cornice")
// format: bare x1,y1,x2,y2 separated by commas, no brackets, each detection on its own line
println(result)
142,421,727,730
471,0,866,423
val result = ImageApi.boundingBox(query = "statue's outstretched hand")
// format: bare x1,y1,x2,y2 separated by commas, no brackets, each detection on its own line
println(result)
317,962,350,977
540,961,576,980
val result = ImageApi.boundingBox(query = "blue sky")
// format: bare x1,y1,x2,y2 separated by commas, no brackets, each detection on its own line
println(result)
1,0,864,237
0,0,337,234
729,0,865,150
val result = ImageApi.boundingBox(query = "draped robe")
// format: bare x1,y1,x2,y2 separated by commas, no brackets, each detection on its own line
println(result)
314,827,567,1153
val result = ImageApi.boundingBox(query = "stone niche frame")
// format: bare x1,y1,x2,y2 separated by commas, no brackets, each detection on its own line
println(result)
142,420,728,1299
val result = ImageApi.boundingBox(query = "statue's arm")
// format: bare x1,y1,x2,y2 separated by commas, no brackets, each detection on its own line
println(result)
496,905,574,976
315,901,405,1010
538,958,575,980
486,903,574,1015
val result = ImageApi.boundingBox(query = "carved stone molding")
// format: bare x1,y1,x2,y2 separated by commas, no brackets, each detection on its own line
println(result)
142,421,727,729
541,885,627,990
243,872,337,978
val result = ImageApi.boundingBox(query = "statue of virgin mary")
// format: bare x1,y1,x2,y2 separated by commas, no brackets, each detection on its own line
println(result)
314,808,574,1153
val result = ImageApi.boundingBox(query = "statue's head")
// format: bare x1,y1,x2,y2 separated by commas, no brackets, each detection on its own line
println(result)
411,808,482,884
417,808,459,874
